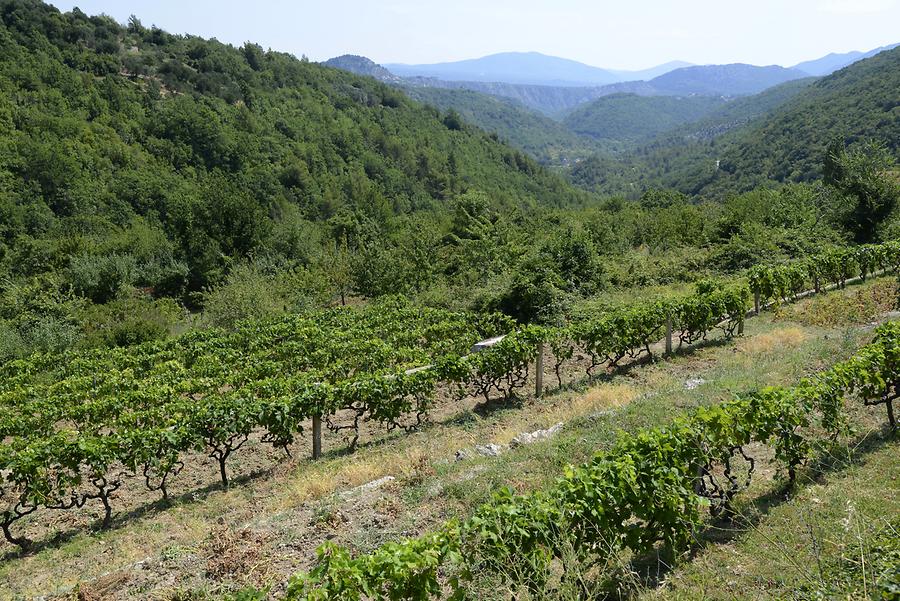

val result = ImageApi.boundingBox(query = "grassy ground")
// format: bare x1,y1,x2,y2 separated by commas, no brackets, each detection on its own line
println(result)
2,279,897,600
641,440,899,600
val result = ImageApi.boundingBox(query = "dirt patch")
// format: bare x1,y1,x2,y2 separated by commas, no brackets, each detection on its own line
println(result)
203,526,274,587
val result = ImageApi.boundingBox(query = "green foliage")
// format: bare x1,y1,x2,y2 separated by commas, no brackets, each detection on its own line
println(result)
490,267,567,326
283,322,900,599
403,87,603,163
570,45,900,200
563,93,725,144
748,241,900,306
76,294,184,348
538,227,603,294
825,140,900,242
0,236,892,554
0,0,585,308
201,261,328,329
65,254,137,304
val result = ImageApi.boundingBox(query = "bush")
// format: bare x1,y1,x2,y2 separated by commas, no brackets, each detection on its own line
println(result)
65,253,138,303
77,295,185,349
491,265,567,325
202,261,329,328
539,228,603,294
20,315,81,355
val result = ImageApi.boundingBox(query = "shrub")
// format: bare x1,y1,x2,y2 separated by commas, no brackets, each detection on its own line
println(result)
65,253,138,303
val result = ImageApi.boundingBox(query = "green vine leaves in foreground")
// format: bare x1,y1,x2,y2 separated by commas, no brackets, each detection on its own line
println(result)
285,322,900,600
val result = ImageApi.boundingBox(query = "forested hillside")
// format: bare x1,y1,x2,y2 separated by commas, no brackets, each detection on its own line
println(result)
713,46,900,186
401,87,604,162
675,78,816,140
0,1,584,289
0,0,897,366
571,48,900,196
562,93,726,145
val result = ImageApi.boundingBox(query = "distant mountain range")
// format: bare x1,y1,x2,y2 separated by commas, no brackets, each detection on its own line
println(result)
382,45,896,88
325,43,896,117
385,52,691,87
325,56,815,116
791,43,900,76
647,64,807,96
570,45,900,198
401,64,809,116
323,43,900,173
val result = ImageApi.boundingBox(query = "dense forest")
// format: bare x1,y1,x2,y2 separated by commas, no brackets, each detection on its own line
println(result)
0,0,586,355
0,0,897,365
562,93,726,145
401,87,605,163
571,49,900,196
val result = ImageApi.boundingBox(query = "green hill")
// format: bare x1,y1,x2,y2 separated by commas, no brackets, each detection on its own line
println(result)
571,49,900,197
562,93,726,145
401,86,605,163
677,77,817,140
713,47,900,187
0,0,585,294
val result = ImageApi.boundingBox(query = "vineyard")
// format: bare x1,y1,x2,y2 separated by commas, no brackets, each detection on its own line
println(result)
1,241,899,590
3,6,900,597
284,321,900,600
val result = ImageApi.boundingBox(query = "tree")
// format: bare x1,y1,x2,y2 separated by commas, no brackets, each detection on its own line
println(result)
639,188,688,210
126,15,145,35
493,264,566,325
442,109,463,131
539,228,603,294
321,238,354,306
825,141,899,243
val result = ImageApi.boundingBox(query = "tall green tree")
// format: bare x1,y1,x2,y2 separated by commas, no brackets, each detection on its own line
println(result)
825,141,899,242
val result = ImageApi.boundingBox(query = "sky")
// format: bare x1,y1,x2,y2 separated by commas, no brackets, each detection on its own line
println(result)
47,0,900,70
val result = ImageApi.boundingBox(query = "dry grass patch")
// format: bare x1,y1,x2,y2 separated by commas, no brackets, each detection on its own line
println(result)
783,279,898,327
282,435,462,506
285,456,392,504
283,384,638,504
203,526,274,586
494,383,637,445
737,326,808,355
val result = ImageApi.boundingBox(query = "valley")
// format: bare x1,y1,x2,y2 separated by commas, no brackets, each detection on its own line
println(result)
1,1,898,600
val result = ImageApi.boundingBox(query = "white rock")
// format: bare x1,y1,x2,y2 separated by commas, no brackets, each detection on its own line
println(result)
474,443,505,457
684,377,706,390
510,422,564,448
339,476,395,498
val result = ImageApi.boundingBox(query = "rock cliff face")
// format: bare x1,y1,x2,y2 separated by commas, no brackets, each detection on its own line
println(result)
322,55,402,83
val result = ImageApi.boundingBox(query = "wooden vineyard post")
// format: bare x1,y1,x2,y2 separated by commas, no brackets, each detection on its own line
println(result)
665,315,673,356
312,414,322,460
738,317,744,336
535,342,544,398
754,291,760,316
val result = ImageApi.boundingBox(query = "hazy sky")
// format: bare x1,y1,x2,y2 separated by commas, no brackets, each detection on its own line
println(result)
47,0,900,69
